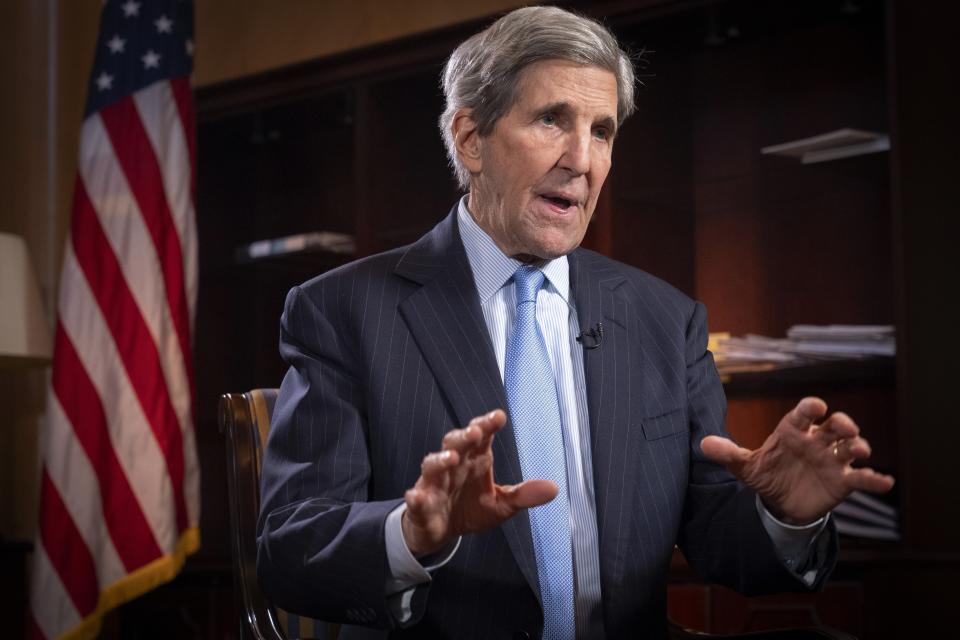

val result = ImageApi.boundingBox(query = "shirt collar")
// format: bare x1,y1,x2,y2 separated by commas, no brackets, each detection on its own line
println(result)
457,195,570,304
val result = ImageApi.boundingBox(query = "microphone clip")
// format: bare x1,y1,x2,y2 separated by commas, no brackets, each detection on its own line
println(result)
576,322,604,350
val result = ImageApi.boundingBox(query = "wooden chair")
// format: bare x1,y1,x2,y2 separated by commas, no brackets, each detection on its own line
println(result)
218,388,855,640
218,389,333,640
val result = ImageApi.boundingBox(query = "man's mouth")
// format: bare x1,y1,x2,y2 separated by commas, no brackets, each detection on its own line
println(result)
539,193,578,211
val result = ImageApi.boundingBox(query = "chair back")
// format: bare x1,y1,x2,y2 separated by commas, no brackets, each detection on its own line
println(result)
219,389,334,640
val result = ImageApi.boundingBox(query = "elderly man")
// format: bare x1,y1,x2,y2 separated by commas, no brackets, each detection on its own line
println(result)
257,6,893,639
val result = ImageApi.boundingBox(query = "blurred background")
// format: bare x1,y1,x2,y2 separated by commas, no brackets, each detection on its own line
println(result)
1,1,956,638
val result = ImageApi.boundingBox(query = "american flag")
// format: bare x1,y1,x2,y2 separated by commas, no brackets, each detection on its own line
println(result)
30,1,199,638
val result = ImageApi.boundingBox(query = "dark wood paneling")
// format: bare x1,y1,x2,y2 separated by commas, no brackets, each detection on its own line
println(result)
689,12,892,336
888,0,960,555
709,582,864,636
356,71,462,253
608,27,696,293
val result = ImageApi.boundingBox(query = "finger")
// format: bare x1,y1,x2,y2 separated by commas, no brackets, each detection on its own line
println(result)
842,435,872,461
817,411,860,445
499,479,559,511
404,487,426,514
419,450,459,487
474,409,507,434
844,467,896,494
473,409,507,450
442,422,484,454
782,397,828,432
700,436,751,471
403,488,445,534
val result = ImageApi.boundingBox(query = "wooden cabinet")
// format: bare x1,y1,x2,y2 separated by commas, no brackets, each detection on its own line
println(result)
160,1,957,638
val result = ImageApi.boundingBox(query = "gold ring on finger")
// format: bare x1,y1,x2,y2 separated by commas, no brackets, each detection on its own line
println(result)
833,438,845,457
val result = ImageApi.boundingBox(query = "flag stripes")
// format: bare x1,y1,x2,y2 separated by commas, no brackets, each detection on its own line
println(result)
169,76,197,206
134,80,199,331
77,115,196,474
99,97,195,390
70,176,190,536
38,470,99,617
56,246,181,554
51,324,164,568
31,545,80,639
43,392,127,587
30,2,199,637
110,87,201,524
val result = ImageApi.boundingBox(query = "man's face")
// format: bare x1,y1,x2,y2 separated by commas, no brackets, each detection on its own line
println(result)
466,59,618,260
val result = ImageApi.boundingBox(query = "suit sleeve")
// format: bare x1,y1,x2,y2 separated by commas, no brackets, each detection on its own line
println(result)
256,284,405,628
676,301,838,594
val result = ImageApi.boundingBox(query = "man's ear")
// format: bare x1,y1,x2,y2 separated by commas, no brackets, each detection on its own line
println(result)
452,108,482,174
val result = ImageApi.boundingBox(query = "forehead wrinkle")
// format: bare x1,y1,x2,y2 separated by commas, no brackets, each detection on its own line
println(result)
511,60,618,118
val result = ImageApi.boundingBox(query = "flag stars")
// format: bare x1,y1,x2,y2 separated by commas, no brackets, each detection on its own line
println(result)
106,35,125,54
142,50,161,69
185,38,194,57
121,1,140,18
95,72,114,91
155,15,173,34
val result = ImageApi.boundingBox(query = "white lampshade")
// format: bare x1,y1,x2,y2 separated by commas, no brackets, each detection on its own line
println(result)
0,232,52,367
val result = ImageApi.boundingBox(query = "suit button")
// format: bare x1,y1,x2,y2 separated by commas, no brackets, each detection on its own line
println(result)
512,633,530,640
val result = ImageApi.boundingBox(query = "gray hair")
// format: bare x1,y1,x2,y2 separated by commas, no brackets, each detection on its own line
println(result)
439,6,636,189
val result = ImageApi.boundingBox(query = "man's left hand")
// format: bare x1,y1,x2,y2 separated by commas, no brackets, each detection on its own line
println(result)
700,397,895,525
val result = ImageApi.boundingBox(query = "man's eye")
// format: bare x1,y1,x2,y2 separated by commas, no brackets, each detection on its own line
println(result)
540,113,557,126
593,127,611,141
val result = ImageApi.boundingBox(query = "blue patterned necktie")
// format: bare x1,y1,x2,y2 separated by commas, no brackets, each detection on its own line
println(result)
504,265,575,640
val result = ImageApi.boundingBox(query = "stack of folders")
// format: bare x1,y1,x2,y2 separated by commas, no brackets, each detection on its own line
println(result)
833,490,900,541
234,230,355,263
708,332,803,375
709,325,895,375
785,324,895,358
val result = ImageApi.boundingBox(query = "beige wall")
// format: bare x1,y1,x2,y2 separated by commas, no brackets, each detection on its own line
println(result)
0,0,520,542
0,0,101,541
194,0,523,86
0,0,49,541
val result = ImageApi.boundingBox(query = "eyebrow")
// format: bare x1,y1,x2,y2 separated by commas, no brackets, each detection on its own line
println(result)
538,101,618,137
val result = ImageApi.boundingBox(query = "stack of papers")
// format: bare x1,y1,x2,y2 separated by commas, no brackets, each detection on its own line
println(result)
833,490,900,542
709,333,804,375
235,230,355,263
709,325,895,375
785,325,895,357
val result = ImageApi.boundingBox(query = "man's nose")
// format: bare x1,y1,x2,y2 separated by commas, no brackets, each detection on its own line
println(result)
558,129,592,175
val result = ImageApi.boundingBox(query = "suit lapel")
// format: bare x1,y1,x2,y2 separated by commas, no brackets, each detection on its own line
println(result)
395,210,541,601
569,249,635,622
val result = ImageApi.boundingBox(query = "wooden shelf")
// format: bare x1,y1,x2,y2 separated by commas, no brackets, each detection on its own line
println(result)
721,358,895,397
761,128,890,164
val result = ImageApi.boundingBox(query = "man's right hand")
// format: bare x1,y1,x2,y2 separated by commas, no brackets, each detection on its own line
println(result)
401,409,558,557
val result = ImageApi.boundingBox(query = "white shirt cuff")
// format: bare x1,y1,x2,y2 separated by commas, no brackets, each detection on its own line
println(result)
384,503,461,595
756,496,829,586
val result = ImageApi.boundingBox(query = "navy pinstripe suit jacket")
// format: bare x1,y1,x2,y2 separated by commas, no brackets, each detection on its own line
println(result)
256,207,835,639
